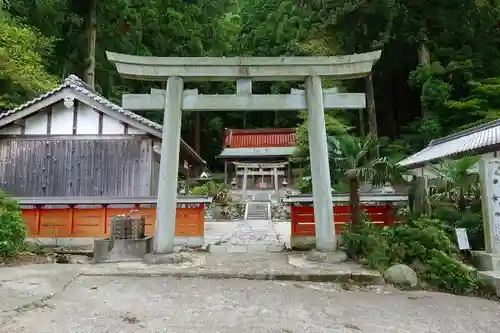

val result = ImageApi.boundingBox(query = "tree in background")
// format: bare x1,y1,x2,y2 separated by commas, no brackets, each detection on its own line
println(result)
0,4,57,108
328,133,404,228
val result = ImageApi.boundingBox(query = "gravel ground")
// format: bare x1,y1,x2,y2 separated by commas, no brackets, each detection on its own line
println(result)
2,276,500,333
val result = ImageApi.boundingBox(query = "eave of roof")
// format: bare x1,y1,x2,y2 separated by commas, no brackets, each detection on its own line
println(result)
0,75,205,165
224,127,296,149
218,146,296,158
398,118,500,168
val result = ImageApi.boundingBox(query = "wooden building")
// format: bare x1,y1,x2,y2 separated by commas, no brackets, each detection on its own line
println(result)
0,75,205,197
218,128,296,192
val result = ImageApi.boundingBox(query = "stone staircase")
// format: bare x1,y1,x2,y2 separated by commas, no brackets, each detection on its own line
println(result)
245,202,270,220
244,191,271,220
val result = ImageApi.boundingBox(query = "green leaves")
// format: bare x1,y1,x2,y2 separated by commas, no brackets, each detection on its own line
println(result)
0,11,57,108
0,190,27,258
341,216,480,295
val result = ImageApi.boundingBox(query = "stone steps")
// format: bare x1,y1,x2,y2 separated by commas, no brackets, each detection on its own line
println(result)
246,203,269,220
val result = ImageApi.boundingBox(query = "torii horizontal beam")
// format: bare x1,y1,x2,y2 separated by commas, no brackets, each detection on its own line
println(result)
106,50,382,81
122,91,366,111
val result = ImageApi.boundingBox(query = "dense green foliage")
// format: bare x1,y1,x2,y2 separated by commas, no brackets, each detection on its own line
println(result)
0,190,27,258
342,217,480,295
2,0,500,167
340,155,488,296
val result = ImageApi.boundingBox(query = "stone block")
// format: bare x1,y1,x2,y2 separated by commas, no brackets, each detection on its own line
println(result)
472,251,500,271
306,250,347,264
92,237,152,263
290,236,316,250
477,270,500,297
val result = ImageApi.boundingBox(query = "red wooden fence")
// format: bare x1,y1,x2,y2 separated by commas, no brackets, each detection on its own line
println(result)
290,204,394,236
21,204,205,239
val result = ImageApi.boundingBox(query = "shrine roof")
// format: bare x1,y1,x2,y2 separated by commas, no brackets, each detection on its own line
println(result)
398,118,500,168
223,128,296,149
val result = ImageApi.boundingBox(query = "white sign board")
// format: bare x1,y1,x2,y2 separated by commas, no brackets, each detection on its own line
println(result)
455,228,470,250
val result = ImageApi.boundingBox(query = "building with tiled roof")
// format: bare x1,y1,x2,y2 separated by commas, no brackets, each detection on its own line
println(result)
218,127,297,194
398,119,500,176
0,75,204,197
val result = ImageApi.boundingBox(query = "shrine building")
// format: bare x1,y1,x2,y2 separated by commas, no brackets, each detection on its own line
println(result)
218,128,296,192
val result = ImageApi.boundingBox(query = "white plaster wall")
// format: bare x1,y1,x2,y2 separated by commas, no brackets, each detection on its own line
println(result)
2,97,148,136
76,103,99,134
50,101,74,134
0,124,21,135
102,114,124,134
25,112,47,134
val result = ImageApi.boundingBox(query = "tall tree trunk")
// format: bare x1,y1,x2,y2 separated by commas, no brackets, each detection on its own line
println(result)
84,0,97,88
348,171,361,229
418,43,431,118
358,108,365,139
194,112,201,153
366,73,379,157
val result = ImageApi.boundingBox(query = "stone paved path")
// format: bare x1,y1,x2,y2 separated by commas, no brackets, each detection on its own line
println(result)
205,219,284,254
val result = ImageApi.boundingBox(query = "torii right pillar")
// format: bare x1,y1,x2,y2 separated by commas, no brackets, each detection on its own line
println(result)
305,76,335,251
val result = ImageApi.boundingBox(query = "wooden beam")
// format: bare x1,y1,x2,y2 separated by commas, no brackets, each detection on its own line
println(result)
122,92,366,111
14,196,213,205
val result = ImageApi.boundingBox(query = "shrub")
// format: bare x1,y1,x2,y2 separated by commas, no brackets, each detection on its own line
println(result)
0,190,27,258
341,216,480,295
422,249,478,294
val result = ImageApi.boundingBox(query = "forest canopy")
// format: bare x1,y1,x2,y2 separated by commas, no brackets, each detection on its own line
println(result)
2,0,500,168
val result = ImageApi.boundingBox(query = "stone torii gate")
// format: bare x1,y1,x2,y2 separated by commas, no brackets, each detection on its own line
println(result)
107,51,381,254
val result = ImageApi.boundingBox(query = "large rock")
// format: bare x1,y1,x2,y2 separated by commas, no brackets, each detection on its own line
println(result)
383,264,418,287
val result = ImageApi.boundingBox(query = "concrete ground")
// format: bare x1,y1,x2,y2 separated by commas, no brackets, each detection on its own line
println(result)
1,268,500,333
4,220,499,332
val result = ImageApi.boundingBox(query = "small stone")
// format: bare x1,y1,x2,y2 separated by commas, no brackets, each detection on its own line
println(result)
383,264,418,287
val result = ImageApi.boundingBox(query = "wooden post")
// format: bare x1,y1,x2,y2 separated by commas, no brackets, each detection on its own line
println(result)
224,160,228,185
409,176,426,216
185,165,190,196
305,76,336,252
155,76,184,254
242,166,248,201
274,167,280,201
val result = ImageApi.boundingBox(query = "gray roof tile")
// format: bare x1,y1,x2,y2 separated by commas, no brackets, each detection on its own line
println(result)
398,119,500,168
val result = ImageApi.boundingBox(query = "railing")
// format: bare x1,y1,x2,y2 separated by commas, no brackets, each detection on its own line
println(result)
16,196,212,240
282,193,408,249
282,193,409,204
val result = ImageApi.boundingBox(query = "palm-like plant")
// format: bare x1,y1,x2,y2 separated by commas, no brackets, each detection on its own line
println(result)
427,156,480,212
328,133,404,228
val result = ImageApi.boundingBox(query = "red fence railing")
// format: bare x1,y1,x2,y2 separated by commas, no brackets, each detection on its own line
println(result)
290,204,394,236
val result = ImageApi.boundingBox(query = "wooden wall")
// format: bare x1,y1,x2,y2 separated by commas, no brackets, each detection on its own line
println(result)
0,136,153,196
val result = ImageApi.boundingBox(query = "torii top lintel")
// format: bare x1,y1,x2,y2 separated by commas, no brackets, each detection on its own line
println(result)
105,50,382,82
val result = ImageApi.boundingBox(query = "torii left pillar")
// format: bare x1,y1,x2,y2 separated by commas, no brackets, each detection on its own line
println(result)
305,76,335,251
155,76,184,253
